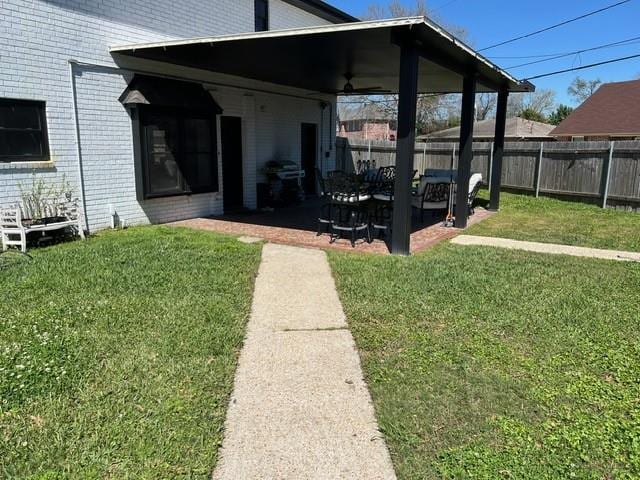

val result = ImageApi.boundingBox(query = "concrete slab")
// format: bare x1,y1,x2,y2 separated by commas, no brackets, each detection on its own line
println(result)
238,235,263,244
451,235,640,262
212,243,396,480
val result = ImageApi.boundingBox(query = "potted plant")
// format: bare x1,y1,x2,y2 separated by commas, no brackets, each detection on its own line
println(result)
18,174,75,226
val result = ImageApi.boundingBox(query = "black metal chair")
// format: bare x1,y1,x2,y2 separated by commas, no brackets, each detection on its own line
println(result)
370,167,417,238
325,173,371,247
316,168,331,236
412,177,450,222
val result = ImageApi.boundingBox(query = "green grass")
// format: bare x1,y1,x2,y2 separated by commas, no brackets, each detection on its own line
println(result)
468,191,640,252
329,245,640,479
0,227,261,479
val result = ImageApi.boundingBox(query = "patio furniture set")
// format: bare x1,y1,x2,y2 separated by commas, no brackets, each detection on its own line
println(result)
316,166,483,247
0,198,85,253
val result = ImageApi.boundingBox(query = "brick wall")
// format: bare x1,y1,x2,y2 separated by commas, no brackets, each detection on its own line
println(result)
1,0,337,231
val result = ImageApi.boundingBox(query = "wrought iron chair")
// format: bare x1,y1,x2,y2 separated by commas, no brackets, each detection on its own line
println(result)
316,168,332,235
325,173,371,247
412,177,450,222
370,167,417,238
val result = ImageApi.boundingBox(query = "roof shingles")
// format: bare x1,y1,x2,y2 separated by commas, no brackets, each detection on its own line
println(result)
551,79,640,137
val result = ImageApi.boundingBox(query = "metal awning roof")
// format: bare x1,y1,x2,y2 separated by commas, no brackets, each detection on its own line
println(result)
110,17,534,95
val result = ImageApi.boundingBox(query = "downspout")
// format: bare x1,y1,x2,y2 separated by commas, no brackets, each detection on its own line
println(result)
68,59,90,232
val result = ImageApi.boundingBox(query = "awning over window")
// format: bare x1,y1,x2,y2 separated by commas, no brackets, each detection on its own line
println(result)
110,17,534,94
119,75,223,113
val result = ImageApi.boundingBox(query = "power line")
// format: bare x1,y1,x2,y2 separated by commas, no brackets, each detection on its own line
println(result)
523,52,640,80
506,35,640,69
479,0,633,52
491,52,581,59
431,0,461,13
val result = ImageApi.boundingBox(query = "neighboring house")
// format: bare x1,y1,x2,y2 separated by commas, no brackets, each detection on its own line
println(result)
551,79,640,141
1,0,354,231
337,104,397,141
420,117,555,142
338,120,397,142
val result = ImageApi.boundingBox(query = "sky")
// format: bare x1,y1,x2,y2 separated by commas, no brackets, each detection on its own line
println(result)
328,0,640,106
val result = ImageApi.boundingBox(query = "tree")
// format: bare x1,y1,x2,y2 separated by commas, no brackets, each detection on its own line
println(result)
519,108,547,123
547,104,574,125
475,93,497,120
352,1,469,134
567,77,602,104
507,89,556,119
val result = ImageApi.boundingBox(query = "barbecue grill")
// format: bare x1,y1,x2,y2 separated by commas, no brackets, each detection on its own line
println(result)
262,160,305,206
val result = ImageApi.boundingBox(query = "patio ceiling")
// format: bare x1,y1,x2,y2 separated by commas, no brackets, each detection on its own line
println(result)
110,17,535,95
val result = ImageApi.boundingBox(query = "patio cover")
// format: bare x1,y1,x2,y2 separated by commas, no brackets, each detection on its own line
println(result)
110,17,534,255
110,17,533,95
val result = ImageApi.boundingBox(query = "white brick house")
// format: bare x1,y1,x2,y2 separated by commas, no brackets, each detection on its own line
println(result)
1,0,355,232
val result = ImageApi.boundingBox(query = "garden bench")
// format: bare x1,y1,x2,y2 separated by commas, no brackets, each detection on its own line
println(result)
1,200,85,253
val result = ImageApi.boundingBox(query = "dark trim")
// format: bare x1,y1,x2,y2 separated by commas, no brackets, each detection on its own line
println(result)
119,75,223,113
280,0,358,24
489,86,509,211
454,74,477,228
0,98,50,163
133,105,219,201
129,106,146,202
255,0,269,32
391,40,419,256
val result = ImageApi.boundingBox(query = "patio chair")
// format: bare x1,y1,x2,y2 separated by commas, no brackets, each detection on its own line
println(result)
316,168,331,235
466,173,483,215
370,168,417,238
452,173,483,215
411,176,451,222
325,173,371,247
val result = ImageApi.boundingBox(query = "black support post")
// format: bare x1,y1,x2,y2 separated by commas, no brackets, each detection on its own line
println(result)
390,40,419,256
489,86,509,211
454,74,477,228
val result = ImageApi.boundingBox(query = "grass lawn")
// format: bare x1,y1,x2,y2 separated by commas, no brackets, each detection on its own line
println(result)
329,245,640,479
468,191,640,252
0,227,261,479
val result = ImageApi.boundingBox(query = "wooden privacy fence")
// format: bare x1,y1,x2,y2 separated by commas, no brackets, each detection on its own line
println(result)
335,138,640,210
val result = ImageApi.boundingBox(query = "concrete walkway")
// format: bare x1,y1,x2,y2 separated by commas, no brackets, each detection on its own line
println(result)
452,235,640,262
213,243,396,480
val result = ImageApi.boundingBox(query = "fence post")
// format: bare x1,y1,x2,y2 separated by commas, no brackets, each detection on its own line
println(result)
534,142,544,197
452,143,457,170
422,141,427,173
488,142,494,191
601,141,615,208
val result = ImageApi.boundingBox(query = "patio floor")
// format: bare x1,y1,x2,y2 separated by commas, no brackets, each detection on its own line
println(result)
170,198,494,254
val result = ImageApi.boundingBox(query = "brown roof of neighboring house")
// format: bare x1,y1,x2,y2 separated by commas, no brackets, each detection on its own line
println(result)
421,117,554,140
551,79,640,137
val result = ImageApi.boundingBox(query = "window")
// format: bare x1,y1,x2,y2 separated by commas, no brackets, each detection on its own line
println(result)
0,99,49,162
255,0,269,31
139,107,218,199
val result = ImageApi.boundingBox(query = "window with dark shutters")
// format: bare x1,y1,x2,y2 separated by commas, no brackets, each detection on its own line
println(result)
138,107,219,199
0,99,49,162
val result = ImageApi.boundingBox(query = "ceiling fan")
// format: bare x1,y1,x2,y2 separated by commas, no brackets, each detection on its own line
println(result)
338,73,389,95
309,73,391,96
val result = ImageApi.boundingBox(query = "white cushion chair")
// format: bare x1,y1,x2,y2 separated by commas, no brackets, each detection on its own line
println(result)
453,173,483,215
